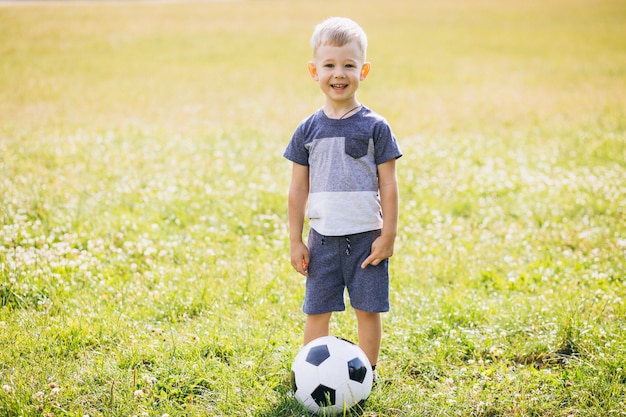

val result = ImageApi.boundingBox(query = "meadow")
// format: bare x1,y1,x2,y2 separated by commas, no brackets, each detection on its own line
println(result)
1,0,625,415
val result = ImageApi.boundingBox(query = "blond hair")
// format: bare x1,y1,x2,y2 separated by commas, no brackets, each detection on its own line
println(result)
310,17,368,61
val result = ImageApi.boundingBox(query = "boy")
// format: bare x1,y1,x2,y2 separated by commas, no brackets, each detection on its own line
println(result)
284,17,402,378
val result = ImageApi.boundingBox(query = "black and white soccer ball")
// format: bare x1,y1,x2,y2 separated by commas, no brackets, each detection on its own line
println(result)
291,336,373,415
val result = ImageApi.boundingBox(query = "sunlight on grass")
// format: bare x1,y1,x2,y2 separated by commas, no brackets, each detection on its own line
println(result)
1,0,625,415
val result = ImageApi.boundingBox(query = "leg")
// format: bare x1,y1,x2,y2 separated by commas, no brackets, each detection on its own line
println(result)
303,312,332,345
354,308,382,367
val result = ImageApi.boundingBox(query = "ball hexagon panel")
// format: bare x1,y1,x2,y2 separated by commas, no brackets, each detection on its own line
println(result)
293,361,324,399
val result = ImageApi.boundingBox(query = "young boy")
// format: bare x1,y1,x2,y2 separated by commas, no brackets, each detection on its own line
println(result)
284,17,402,377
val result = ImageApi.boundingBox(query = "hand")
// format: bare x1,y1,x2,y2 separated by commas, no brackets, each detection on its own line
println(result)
361,234,394,269
290,241,310,277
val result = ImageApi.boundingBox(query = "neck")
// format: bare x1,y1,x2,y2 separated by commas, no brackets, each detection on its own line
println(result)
324,102,362,119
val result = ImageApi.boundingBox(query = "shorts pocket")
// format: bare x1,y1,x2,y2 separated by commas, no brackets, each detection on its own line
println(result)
344,137,370,159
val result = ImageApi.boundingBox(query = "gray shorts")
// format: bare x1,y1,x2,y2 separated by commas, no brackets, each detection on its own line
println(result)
303,228,390,315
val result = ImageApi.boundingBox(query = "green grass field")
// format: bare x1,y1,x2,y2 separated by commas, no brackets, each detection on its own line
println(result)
1,0,625,415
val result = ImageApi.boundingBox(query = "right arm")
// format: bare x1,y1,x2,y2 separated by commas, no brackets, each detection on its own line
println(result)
288,162,310,276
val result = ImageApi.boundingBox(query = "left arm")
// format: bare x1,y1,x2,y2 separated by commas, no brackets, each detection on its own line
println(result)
361,158,399,268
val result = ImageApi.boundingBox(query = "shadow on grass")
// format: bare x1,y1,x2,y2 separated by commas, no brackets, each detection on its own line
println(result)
253,395,304,417
254,394,369,417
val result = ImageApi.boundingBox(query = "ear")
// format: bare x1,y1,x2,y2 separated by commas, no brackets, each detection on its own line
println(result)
307,61,319,80
360,62,371,80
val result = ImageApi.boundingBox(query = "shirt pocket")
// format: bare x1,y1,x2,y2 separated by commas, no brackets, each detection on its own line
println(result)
344,136,370,159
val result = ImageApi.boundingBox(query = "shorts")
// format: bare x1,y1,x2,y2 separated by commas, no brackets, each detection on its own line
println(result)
303,228,390,315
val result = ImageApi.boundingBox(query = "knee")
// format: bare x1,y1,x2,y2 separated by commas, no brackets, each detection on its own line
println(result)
306,312,332,325
354,308,380,322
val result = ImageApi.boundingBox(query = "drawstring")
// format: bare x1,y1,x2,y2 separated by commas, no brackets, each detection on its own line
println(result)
319,234,351,255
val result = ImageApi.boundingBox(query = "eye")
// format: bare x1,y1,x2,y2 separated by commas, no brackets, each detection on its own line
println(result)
324,64,334,68
345,64,356,68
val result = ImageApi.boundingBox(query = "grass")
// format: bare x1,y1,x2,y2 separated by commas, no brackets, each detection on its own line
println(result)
0,0,625,415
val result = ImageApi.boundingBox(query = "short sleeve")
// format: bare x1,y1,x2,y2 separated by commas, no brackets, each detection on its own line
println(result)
373,120,402,165
283,123,310,166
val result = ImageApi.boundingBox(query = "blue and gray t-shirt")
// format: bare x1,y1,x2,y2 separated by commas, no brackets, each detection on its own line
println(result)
283,106,402,236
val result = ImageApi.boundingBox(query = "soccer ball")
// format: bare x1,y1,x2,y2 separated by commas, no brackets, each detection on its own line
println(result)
291,336,373,415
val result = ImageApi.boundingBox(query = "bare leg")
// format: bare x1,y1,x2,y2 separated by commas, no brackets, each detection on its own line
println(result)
354,308,382,366
303,313,332,345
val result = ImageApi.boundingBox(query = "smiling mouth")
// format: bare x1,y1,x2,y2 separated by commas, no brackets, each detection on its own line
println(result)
331,84,348,89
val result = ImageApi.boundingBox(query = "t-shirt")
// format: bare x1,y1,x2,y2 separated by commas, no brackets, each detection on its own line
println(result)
283,106,402,236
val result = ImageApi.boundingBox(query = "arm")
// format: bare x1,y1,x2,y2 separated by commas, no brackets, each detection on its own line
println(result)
288,162,310,276
361,158,399,268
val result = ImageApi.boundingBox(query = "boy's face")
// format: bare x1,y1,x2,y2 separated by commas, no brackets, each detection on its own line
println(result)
308,40,370,105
